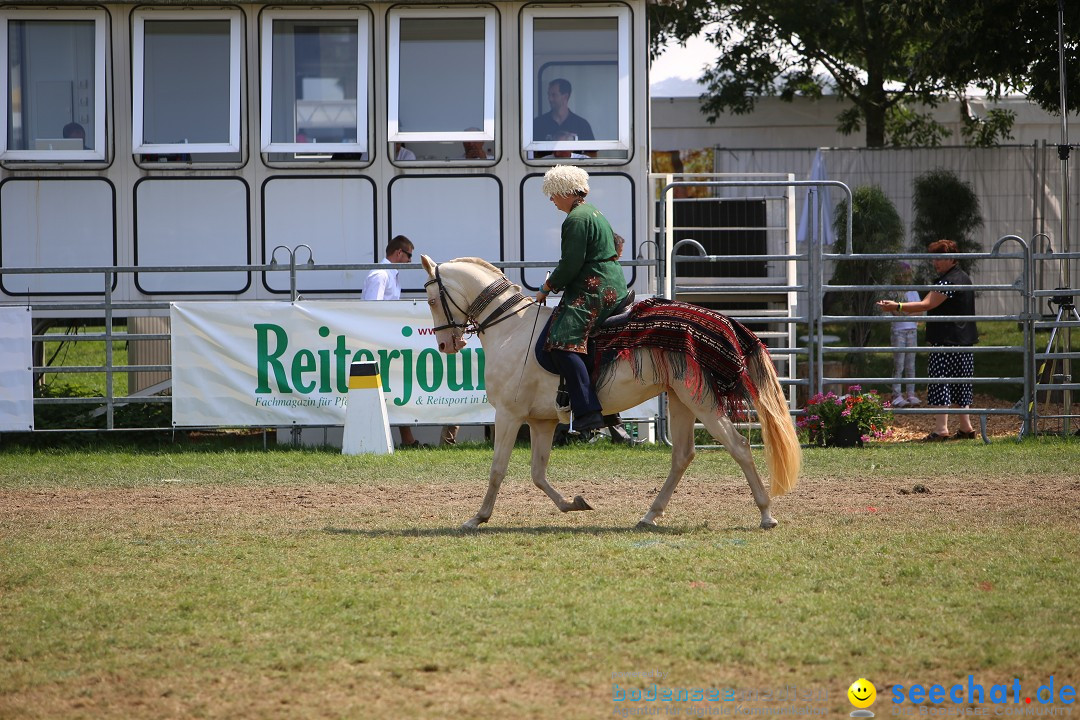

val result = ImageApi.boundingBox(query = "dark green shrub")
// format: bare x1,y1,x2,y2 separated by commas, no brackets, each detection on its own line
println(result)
831,185,906,353
911,168,984,275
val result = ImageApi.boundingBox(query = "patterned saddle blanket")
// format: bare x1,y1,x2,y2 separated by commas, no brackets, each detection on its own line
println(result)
591,297,767,410
534,297,767,412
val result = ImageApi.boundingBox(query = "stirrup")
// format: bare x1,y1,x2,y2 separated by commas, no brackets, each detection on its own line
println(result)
555,379,571,424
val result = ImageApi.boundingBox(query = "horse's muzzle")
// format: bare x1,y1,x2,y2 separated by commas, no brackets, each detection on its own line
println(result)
439,335,467,354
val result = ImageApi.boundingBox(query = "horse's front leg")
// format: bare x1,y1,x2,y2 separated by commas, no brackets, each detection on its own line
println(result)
527,418,593,513
462,412,521,530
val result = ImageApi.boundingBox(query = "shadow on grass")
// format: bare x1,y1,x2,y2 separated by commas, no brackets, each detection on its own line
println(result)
322,523,759,538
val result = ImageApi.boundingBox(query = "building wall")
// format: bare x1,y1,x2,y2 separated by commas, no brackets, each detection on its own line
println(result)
650,95,1071,151
1,1,652,312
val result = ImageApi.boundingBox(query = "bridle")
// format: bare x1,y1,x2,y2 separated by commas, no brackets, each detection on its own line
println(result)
424,263,532,338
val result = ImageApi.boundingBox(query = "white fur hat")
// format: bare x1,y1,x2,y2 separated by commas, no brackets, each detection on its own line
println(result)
542,164,590,197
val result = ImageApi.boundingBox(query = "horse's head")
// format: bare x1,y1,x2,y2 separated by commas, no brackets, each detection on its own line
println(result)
421,255,471,354
422,255,527,355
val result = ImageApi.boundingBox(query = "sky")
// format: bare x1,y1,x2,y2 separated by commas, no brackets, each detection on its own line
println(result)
649,33,715,97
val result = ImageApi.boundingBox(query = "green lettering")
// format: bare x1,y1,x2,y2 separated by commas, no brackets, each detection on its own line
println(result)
291,349,317,393
255,323,290,393
446,349,474,391
417,348,443,392
378,349,413,406
476,348,485,390
316,327,332,392
334,334,351,393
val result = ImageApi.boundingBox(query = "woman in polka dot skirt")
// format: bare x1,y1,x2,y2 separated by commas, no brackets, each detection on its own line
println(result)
877,239,978,441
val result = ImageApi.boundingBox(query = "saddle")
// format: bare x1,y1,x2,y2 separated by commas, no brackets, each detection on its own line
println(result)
534,291,635,428
533,290,635,375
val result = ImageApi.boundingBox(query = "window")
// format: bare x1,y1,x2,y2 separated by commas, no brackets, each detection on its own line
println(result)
387,7,496,160
1,9,107,161
522,6,630,160
260,9,369,161
133,9,242,158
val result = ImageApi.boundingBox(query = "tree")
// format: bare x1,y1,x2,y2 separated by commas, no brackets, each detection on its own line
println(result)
910,169,984,276
648,0,1080,148
831,186,905,352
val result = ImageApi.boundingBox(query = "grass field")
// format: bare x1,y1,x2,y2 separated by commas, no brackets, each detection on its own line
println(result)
1,439,1078,719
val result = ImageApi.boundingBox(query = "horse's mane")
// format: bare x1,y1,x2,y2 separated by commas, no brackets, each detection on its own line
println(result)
449,257,505,278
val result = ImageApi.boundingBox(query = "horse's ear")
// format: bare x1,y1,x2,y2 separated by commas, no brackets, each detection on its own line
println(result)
420,254,437,278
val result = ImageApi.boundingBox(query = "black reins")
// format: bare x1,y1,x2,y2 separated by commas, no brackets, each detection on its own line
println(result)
424,263,532,337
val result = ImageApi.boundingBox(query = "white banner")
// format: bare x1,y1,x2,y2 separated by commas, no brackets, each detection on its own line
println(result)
172,300,492,427
0,306,34,432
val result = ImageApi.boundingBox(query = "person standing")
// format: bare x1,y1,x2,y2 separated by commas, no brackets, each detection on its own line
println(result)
888,262,922,408
877,239,977,441
533,79,594,143
536,165,628,432
364,235,421,448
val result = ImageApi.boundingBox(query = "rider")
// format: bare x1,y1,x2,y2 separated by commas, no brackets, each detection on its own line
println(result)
536,165,629,432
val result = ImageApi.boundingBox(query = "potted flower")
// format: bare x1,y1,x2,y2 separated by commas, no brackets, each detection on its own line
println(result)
798,385,894,447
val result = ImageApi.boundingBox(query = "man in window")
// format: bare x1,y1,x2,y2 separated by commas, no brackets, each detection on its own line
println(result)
461,127,491,159
63,122,87,150
533,78,594,143
363,235,423,448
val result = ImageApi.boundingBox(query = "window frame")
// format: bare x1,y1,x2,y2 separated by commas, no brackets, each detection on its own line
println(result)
387,6,497,144
259,8,370,156
0,8,108,162
132,7,242,155
521,4,631,156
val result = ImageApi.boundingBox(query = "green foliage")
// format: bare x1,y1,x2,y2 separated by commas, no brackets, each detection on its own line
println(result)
32,381,104,430
884,105,951,147
911,168,984,275
960,106,1017,148
798,385,894,446
831,186,906,350
647,0,1075,148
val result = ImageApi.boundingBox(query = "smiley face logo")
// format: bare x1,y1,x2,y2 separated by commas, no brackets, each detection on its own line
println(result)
848,678,877,709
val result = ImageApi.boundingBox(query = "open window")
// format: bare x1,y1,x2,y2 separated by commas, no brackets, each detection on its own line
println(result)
260,9,369,162
1,8,107,162
387,7,497,163
132,8,242,162
522,5,630,161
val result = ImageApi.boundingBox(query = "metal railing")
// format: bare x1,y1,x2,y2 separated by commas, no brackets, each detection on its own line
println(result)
4,194,1079,443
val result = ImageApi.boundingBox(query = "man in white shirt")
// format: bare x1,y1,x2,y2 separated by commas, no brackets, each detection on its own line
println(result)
364,235,420,447
363,235,413,300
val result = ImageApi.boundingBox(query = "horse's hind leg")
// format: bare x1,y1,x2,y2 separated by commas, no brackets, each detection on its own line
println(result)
638,395,696,527
694,406,776,529
527,418,592,513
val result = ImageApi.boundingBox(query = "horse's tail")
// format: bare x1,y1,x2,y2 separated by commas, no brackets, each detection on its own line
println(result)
745,349,801,497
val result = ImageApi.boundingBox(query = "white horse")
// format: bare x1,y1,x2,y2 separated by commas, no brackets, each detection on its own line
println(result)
421,255,801,530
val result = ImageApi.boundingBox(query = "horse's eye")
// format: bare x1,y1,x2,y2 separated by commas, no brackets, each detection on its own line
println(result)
428,298,436,305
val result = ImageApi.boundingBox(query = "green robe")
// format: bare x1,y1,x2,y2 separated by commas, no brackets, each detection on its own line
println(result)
544,202,629,353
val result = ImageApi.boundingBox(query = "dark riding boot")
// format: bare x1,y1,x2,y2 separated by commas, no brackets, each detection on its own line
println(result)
604,414,638,444
550,350,604,433
573,410,606,433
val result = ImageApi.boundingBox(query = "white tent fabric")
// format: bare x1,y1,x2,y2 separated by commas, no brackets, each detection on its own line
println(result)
796,149,836,246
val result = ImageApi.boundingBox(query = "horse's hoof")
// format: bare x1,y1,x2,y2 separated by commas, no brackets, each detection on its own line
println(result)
461,517,485,530
636,519,658,530
570,495,593,511
760,518,778,530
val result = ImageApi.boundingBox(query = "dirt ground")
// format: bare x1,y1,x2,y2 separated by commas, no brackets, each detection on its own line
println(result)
3,471,1078,528
881,392,1074,442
